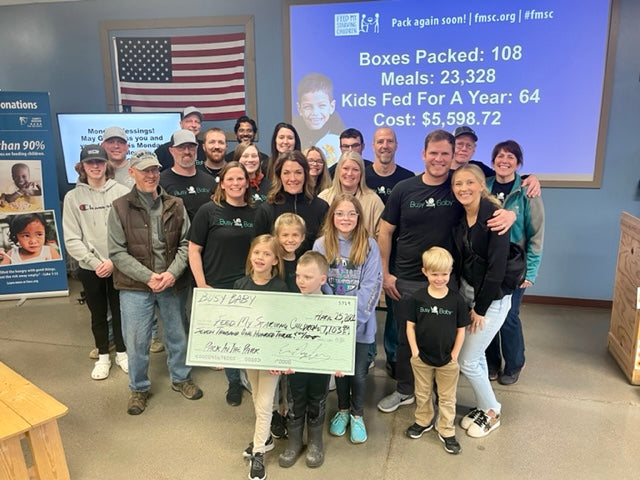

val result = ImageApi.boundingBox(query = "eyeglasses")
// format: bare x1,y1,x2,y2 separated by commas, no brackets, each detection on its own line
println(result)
334,211,359,218
307,158,324,165
174,144,197,151
340,142,361,150
455,142,475,150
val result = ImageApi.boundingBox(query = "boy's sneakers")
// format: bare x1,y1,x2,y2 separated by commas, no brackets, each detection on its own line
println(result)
377,391,415,413
467,411,501,438
270,411,287,439
405,422,433,439
248,452,265,480
438,433,461,454
460,407,483,430
243,435,274,459
349,415,367,444
329,411,350,437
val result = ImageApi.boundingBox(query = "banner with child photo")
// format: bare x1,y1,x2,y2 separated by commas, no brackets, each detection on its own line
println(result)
0,91,68,300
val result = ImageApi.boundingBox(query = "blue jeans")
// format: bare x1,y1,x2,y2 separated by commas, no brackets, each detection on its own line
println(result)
120,288,192,392
458,289,511,413
336,342,370,417
486,287,526,375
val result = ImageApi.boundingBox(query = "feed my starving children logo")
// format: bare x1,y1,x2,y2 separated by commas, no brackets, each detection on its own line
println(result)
18,116,43,128
334,12,380,36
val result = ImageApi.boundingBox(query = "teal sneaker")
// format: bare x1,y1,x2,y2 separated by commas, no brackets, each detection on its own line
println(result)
350,415,367,444
329,410,350,436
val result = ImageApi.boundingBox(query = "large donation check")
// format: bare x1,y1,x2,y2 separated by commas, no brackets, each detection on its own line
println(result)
186,288,357,375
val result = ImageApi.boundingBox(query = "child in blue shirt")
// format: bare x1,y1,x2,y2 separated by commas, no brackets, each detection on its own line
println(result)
313,194,382,444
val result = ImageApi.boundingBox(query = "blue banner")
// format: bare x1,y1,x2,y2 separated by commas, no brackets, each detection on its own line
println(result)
0,92,68,299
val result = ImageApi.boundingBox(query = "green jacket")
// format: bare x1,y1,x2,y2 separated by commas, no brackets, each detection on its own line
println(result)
486,174,544,283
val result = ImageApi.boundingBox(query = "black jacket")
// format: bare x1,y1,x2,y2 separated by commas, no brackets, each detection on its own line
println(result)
453,197,510,316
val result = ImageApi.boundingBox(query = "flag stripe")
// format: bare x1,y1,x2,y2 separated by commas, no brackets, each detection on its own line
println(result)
172,59,244,69
170,33,245,44
172,46,245,57
121,98,245,108
114,32,246,121
120,85,245,96
119,78,244,89
127,105,245,120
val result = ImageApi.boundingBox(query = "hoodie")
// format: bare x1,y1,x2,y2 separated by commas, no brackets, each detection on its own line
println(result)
63,179,130,270
313,235,382,344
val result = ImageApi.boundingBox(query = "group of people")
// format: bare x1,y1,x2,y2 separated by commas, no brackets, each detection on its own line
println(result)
61,105,544,480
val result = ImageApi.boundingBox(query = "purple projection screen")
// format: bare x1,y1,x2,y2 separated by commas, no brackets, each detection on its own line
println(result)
285,0,614,186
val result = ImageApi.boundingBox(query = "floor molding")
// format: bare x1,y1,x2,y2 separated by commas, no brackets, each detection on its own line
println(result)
523,295,612,309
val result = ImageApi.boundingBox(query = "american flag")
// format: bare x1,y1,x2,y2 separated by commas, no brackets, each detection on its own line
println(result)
114,33,246,121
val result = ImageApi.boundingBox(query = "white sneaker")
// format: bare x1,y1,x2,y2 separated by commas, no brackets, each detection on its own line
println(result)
115,352,129,374
466,411,501,438
460,407,483,430
91,359,111,380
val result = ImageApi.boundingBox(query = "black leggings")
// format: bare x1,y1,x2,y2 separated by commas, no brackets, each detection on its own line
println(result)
77,268,125,354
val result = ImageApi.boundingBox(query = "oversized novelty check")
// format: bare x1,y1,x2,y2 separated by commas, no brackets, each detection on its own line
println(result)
187,288,357,375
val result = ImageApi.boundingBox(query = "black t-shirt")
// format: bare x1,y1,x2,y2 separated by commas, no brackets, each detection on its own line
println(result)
159,168,215,220
233,275,289,293
283,258,300,292
365,163,415,205
197,164,224,184
254,192,329,254
382,175,463,281
248,176,271,206
155,140,206,172
408,288,470,367
188,201,256,288
490,179,515,204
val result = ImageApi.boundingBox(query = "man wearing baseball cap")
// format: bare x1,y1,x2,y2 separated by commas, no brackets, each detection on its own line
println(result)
155,106,206,171
452,125,541,197
101,126,134,189
108,149,203,415
160,129,215,220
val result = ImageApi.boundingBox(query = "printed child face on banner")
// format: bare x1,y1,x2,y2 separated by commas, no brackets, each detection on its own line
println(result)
297,90,335,131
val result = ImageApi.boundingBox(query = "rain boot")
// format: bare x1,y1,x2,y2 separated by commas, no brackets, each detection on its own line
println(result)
305,415,325,468
279,416,304,468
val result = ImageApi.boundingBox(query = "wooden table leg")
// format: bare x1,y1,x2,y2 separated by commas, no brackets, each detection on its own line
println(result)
0,436,30,480
26,421,70,480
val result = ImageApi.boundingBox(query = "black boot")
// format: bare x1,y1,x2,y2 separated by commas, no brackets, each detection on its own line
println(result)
278,417,304,468
305,415,325,468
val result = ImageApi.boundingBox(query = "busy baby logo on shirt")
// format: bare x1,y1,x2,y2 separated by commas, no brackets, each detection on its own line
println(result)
217,217,254,228
409,197,454,209
420,305,454,315
376,186,392,196
175,186,209,196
